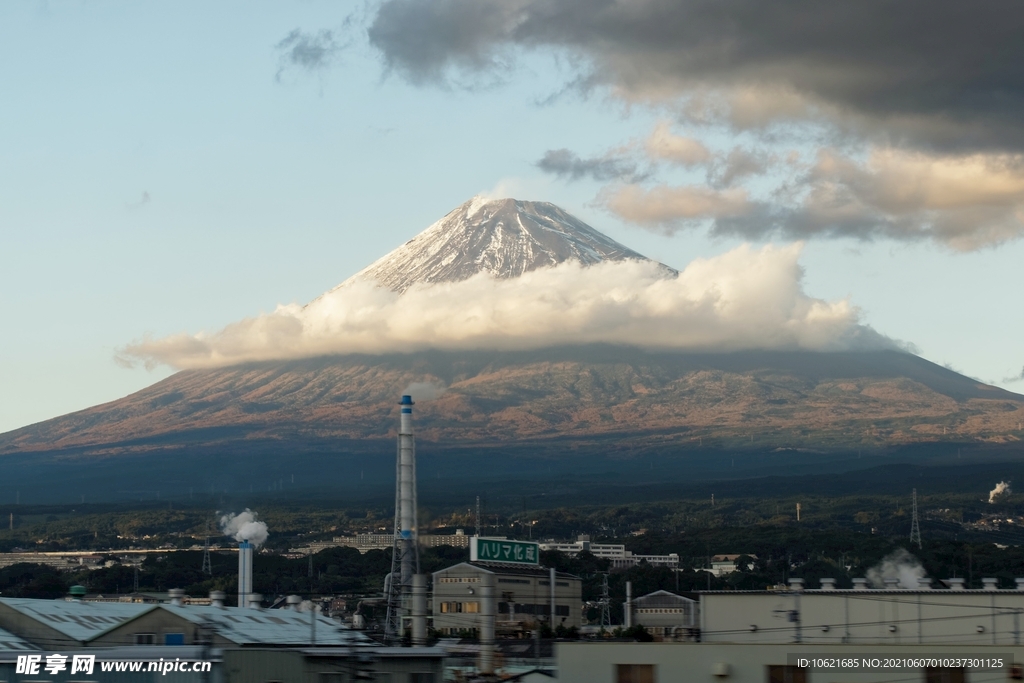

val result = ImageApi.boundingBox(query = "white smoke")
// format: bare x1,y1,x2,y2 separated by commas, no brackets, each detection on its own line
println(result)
989,481,1012,504
866,548,927,589
403,381,447,401
220,509,269,547
118,243,896,370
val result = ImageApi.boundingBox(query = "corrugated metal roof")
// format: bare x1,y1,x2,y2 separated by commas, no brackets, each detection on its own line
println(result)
0,598,156,642
160,605,375,646
0,626,38,651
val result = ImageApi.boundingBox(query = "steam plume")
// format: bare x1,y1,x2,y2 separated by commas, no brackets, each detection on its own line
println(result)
402,381,446,401
989,481,1012,504
220,509,269,547
866,548,927,589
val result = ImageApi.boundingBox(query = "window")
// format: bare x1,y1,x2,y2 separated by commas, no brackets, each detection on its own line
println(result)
410,674,435,683
555,605,570,617
463,601,480,613
767,665,807,683
133,633,155,645
617,664,655,683
925,668,966,683
164,633,185,645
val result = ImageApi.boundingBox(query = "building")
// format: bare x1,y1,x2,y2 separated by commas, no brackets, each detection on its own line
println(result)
702,577,1024,645
0,596,372,649
558,642,1023,683
558,576,1024,683
539,536,679,569
0,596,446,683
432,562,582,636
709,554,757,576
627,590,698,641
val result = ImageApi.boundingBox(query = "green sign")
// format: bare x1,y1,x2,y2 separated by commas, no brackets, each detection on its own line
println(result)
471,537,539,565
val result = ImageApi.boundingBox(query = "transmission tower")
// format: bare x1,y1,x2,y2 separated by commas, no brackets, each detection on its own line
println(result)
201,536,212,575
476,495,481,537
599,574,611,629
910,488,922,549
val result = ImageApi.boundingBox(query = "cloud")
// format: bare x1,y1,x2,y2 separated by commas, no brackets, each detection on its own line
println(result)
645,122,712,167
708,148,773,188
600,147,1024,249
1004,367,1024,384
118,245,895,370
601,184,756,232
537,148,643,182
367,0,1024,152
275,28,345,80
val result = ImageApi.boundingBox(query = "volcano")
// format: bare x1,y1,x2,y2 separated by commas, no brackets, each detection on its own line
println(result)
2,197,1022,501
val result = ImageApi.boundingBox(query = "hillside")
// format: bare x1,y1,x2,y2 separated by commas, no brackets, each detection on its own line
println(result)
3,347,1021,458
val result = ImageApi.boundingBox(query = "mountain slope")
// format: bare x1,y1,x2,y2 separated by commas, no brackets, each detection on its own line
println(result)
2,348,1021,457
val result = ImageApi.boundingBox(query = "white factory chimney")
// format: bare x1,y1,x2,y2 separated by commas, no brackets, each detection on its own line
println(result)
384,395,422,644
238,540,253,608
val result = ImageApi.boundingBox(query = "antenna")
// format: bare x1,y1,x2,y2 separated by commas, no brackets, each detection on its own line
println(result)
910,488,922,549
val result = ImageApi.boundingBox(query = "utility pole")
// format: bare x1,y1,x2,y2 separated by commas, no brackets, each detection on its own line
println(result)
910,488,922,549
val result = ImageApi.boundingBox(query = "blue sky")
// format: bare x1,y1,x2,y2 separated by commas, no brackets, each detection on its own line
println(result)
2,1,1022,433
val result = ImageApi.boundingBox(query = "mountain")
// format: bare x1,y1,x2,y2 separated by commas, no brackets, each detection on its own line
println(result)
2,197,1023,501
325,197,663,294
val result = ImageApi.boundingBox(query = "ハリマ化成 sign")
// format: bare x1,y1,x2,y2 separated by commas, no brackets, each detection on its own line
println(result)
471,538,539,565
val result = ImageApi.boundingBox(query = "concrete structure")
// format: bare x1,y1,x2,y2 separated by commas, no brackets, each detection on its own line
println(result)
432,562,582,636
709,554,757,576
627,590,699,641
701,579,1024,645
539,536,680,569
558,642,1023,683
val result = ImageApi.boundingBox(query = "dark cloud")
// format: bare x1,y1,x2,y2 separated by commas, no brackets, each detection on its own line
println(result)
708,148,772,187
367,0,1024,152
276,28,345,80
537,148,644,182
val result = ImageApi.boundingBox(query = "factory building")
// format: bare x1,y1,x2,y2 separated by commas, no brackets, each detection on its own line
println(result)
432,562,583,636
557,576,1024,683
626,590,699,641
0,595,368,649
539,535,679,569
0,595,445,683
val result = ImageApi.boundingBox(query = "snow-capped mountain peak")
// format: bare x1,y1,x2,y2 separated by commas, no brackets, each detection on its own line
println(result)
336,197,659,293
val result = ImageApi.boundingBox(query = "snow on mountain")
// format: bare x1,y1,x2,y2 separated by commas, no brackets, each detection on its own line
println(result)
331,197,662,294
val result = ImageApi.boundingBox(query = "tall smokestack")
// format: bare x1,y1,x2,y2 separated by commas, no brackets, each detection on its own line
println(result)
385,395,421,644
238,541,253,608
